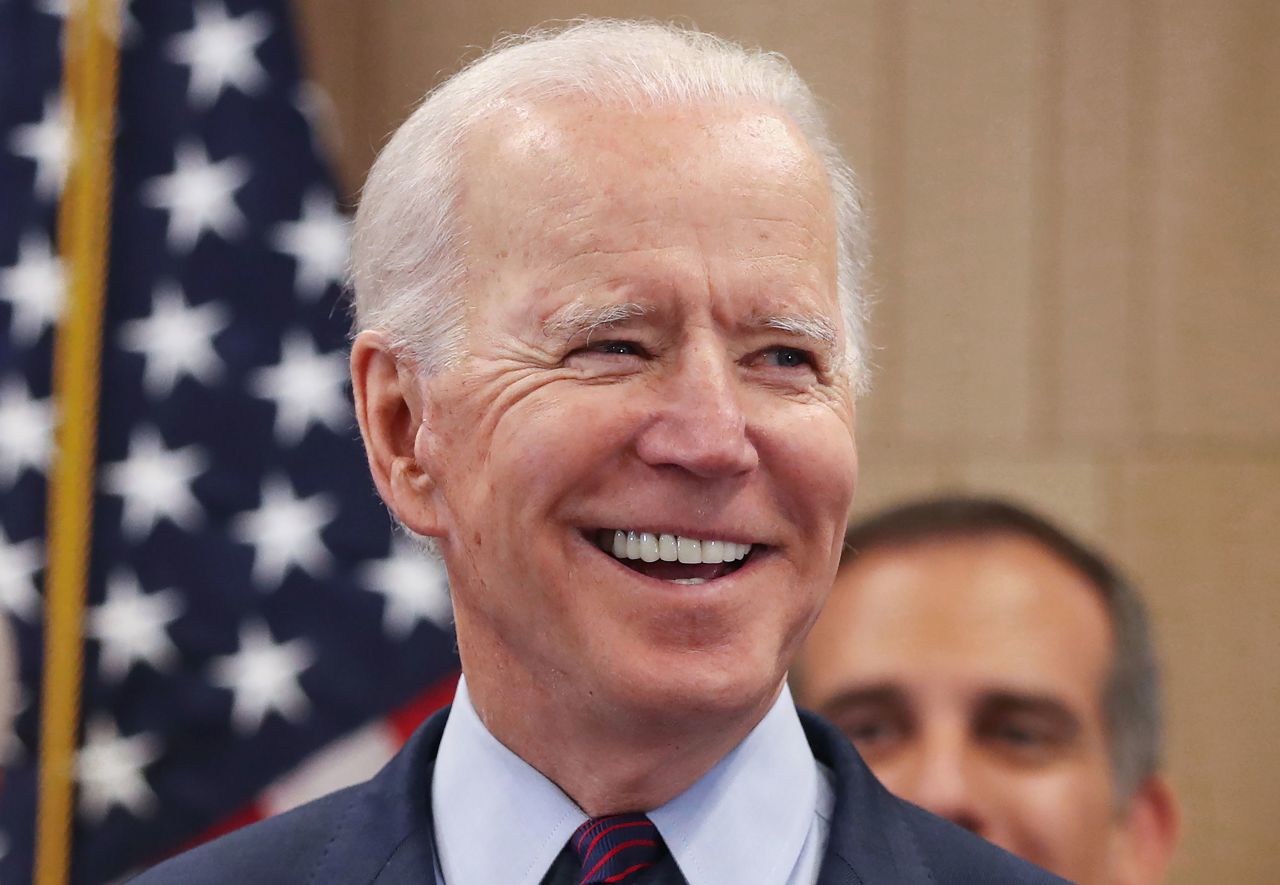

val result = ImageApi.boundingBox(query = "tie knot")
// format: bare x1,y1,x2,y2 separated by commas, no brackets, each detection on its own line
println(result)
570,813,664,884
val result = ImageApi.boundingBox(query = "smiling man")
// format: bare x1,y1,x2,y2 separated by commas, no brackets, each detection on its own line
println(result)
135,21,1067,884
794,498,1180,884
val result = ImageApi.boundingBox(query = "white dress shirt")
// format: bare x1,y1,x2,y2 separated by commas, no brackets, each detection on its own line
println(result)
431,677,835,885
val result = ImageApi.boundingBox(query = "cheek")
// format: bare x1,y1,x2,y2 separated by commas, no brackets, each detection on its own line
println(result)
445,388,600,524
761,407,858,534
494,388,637,477
998,771,1116,866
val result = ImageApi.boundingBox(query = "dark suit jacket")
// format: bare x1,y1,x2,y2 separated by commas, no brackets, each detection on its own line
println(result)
131,707,1071,884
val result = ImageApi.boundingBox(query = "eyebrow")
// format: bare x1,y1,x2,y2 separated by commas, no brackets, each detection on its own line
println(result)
756,313,840,348
815,684,908,715
538,301,841,354
541,301,651,344
976,691,1082,733
814,684,1082,731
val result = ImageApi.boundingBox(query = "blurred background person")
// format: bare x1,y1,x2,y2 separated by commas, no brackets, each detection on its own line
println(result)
793,497,1180,885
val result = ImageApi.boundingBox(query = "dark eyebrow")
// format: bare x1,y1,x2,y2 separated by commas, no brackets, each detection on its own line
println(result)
541,300,651,345
975,691,1083,735
812,683,909,717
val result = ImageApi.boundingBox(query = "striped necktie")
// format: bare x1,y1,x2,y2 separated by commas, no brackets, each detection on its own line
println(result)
569,813,666,884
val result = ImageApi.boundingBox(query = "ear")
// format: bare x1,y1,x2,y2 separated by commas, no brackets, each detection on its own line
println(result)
1111,774,1181,885
350,331,445,539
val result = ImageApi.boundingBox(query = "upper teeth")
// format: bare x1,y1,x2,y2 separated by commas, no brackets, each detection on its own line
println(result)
604,530,752,565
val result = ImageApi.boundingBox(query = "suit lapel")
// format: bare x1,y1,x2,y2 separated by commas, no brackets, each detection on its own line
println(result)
802,711,932,885
307,708,450,885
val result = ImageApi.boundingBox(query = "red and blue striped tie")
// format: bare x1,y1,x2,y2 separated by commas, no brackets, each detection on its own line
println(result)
569,813,666,884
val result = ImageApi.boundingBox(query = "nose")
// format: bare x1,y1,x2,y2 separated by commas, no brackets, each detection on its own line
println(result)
633,340,759,479
894,729,991,838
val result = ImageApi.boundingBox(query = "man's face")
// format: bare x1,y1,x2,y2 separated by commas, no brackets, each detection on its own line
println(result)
408,100,856,725
796,534,1125,883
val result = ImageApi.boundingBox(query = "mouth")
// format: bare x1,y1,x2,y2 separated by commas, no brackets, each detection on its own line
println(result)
587,529,759,585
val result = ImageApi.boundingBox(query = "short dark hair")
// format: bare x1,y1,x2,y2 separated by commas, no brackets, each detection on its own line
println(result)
837,496,1162,802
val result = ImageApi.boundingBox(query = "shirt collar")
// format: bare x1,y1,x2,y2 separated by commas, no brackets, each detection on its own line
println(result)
432,678,587,885
431,678,818,885
649,683,819,885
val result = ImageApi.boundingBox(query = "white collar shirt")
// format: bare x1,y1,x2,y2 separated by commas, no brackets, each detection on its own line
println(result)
431,677,835,885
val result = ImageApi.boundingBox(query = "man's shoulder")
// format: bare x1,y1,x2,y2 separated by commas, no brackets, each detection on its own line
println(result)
130,707,450,884
894,799,1072,883
128,784,360,884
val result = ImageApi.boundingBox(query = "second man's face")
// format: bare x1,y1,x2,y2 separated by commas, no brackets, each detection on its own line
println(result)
413,97,858,726
797,535,1125,884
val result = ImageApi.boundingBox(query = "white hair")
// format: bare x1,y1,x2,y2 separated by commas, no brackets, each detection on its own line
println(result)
350,18,871,390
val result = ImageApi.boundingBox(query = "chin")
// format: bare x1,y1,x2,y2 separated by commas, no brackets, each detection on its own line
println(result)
608,644,785,724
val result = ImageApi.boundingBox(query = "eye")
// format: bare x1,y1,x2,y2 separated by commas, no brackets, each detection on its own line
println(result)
847,719,899,745
566,339,648,358
591,340,644,357
990,723,1044,747
756,346,816,369
978,716,1069,764
563,339,650,369
833,712,910,757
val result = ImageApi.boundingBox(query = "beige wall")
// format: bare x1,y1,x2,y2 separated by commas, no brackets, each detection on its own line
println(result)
292,2,1280,881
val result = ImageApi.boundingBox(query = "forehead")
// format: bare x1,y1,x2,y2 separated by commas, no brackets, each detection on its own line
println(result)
818,535,1115,717
456,97,837,321
463,96,830,209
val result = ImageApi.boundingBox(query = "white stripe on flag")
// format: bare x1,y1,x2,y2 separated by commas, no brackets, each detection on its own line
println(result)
260,719,400,815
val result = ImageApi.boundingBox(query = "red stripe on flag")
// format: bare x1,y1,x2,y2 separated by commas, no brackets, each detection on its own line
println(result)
388,670,460,742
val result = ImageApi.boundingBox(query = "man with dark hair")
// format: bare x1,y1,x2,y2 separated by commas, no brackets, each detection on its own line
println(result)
794,496,1181,884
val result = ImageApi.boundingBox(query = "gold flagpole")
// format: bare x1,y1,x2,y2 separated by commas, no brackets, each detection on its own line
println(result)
35,0,121,882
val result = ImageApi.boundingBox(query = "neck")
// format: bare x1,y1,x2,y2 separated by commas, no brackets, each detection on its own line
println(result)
460,653,783,816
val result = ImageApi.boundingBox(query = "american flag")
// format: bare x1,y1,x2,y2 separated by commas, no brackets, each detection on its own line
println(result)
0,1,459,881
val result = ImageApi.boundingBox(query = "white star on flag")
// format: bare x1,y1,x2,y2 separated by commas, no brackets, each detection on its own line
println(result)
0,229,64,346
101,426,208,540
248,329,350,444
272,187,349,299
87,570,184,683
293,81,342,159
231,474,337,589
7,91,70,199
0,377,54,487
167,0,271,108
117,281,229,396
141,141,249,252
359,536,453,639
0,527,41,622
76,716,161,823
208,621,314,735
36,0,141,45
